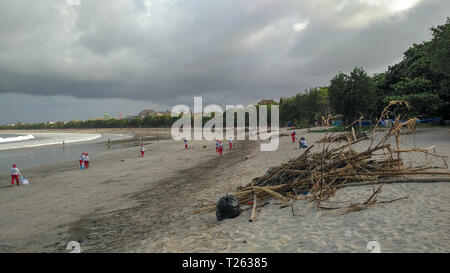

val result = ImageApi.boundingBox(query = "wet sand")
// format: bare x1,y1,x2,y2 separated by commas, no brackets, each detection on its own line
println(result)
0,127,448,252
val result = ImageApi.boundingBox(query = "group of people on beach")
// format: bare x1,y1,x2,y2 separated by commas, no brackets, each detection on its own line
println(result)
216,139,233,156
9,131,305,187
216,140,223,155
138,138,232,159
8,153,91,187
79,153,90,169
291,129,308,149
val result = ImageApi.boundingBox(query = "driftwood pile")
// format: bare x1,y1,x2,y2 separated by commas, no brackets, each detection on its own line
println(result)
195,101,450,219
317,130,368,143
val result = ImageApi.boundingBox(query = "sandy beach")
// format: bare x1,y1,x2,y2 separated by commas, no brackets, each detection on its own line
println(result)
0,127,448,253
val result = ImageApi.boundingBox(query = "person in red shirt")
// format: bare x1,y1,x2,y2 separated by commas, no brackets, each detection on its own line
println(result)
79,153,84,168
218,141,224,156
291,129,296,143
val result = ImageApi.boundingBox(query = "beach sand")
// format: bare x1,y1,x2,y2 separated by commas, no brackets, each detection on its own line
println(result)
0,127,448,253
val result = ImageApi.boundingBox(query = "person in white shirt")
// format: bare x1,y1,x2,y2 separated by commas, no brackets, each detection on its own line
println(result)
140,145,145,157
299,137,308,148
10,164,21,186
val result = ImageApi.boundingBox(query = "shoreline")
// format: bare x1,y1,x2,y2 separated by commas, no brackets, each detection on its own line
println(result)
0,128,448,252
0,127,173,136
0,129,173,174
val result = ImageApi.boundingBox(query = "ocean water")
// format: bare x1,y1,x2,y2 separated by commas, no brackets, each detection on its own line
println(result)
0,134,35,144
0,132,101,150
0,132,135,174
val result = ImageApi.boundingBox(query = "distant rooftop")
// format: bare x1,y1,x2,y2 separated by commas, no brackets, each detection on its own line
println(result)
137,109,171,117
256,99,278,105
138,109,156,117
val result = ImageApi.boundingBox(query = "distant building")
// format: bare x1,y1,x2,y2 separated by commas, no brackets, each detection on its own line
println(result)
137,109,157,118
256,99,278,105
156,111,171,117
137,109,171,118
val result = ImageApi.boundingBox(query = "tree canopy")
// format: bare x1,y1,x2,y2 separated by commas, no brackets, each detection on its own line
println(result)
329,67,376,124
280,18,449,126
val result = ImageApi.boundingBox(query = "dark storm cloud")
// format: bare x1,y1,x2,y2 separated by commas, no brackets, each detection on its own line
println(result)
1,0,449,108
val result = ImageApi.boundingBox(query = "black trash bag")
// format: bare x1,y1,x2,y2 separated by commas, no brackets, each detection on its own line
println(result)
216,195,242,221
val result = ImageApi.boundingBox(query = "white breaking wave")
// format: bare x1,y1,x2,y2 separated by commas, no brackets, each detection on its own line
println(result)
0,133,101,151
0,134,35,143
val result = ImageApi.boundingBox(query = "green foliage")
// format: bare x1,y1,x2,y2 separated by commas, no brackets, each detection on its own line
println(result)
329,67,376,124
281,19,450,124
279,87,329,127
430,18,450,78
383,92,445,117
429,17,450,118
373,18,450,119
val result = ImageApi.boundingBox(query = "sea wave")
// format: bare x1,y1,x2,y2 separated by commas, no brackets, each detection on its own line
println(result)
0,133,101,151
0,134,35,143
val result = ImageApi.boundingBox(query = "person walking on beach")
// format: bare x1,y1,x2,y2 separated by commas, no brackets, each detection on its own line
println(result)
140,145,145,157
291,129,296,143
10,164,21,186
184,139,188,150
218,141,224,156
228,139,233,150
84,153,90,169
79,153,84,169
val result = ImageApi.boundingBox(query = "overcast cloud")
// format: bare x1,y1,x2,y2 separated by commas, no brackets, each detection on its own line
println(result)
0,0,449,124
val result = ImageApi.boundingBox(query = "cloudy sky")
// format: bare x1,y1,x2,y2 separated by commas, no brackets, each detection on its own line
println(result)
0,0,449,124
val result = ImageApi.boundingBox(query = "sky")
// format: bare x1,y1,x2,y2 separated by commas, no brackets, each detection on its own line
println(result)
0,0,449,124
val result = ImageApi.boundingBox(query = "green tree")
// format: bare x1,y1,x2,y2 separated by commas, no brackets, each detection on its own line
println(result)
430,17,450,118
329,67,376,124
374,19,450,119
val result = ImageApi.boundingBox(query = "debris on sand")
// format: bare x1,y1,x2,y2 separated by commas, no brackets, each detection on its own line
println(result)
195,101,450,220
216,195,242,221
